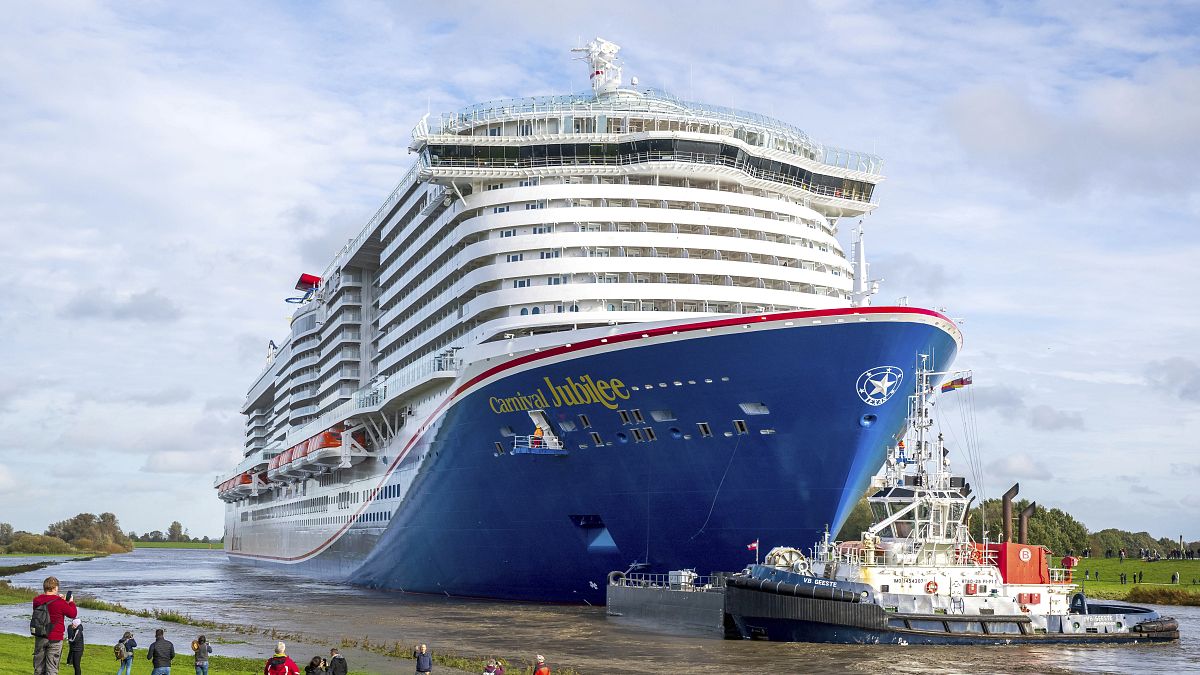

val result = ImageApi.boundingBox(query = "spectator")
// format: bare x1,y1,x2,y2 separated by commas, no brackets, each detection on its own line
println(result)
327,649,347,675
414,644,432,674
483,658,505,674
147,628,176,675
32,575,78,675
65,619,84,675
116,631,137,675
192,635,213,675
265,642,300,675
304,656,327,675
534,654,551,675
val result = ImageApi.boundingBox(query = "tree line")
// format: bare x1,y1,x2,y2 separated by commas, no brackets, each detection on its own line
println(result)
0,514,219,554
837,496,1200,555
0,513,133,554
127,520,217,544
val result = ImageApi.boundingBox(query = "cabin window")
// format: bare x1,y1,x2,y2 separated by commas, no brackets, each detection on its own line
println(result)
734,419,749,435
697,422,713,438
631,409,644,423
644,427,657,441
590,432,603,446
578,414,592,429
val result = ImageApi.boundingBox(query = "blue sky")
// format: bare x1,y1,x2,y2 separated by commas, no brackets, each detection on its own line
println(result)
2,1,1198,540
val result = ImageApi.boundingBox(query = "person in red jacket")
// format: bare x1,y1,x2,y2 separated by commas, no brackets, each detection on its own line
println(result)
264,641,300,675
533,654,551,675
33,576,78,675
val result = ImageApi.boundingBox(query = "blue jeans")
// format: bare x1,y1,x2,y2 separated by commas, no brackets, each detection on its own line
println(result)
152,668,171,675
196,665,209,675
117,657,133,675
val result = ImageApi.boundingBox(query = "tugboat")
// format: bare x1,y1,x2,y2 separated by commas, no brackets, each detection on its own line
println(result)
724,358,1180,644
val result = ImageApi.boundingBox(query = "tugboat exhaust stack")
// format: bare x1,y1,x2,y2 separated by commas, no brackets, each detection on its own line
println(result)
1002,483,1020,542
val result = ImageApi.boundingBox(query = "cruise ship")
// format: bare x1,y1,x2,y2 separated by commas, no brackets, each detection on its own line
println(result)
215,39,961,603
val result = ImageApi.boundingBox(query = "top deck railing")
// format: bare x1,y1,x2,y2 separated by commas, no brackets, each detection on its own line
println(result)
435,90,882,174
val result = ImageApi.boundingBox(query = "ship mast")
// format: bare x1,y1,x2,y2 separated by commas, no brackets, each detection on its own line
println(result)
572,38,624,97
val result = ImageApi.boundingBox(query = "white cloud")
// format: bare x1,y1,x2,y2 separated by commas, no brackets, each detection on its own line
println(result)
1,1,1198,541
987,453,1055,481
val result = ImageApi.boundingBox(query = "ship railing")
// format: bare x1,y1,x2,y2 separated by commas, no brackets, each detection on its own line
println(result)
613,572,726,592
510,435,566,454
427,151,875,203
434,91,883,174
1049,567,1075,584
354,355,463,411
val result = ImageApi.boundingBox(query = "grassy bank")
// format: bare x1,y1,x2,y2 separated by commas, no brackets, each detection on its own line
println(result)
0,633,376,675
133,542,221,549
1061,555,1200,604
0,582,577,674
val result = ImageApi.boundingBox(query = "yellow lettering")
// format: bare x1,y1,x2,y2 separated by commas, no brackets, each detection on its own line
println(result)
610,378,630,400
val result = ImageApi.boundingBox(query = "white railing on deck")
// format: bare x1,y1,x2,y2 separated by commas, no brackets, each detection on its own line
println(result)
426,151,874,204
355,355,462,410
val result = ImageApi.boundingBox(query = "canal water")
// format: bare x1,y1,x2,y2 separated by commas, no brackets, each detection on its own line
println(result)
4,549,1199,674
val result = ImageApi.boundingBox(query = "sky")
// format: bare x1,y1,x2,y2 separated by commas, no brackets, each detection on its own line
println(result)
2,1,1198,540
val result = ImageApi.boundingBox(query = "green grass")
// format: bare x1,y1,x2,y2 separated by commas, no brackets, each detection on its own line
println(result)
0,582,35,605
0,633,378,675
133,542,221,549
1062,555,1200,603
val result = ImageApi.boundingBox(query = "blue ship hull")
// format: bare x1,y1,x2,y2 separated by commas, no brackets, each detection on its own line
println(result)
231,308,960,603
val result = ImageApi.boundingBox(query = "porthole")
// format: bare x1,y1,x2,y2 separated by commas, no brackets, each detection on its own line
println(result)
669,427,683,439
616,432,629,443
860,414,877,428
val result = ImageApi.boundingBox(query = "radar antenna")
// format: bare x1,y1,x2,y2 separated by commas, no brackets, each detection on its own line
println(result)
572,38,623,97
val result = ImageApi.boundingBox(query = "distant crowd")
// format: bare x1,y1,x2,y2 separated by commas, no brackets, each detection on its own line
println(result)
30,576,553,675
1061,547,1200,561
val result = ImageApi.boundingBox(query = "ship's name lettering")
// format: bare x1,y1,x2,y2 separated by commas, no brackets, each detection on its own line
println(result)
803,578,838,588
488,375,630,414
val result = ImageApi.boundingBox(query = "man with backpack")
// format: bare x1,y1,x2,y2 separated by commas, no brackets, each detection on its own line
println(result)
264,641,300,675
32,575,77,675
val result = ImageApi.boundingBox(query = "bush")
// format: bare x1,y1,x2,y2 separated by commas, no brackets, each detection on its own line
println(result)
7,533,75,554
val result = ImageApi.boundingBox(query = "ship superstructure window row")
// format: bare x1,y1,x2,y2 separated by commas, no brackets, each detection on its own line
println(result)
424,140,874,203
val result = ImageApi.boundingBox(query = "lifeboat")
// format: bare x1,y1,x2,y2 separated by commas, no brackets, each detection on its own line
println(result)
230,472,260,498
216,476,240,502
305,429,347,468
266,448,293,482
279,441,313,480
